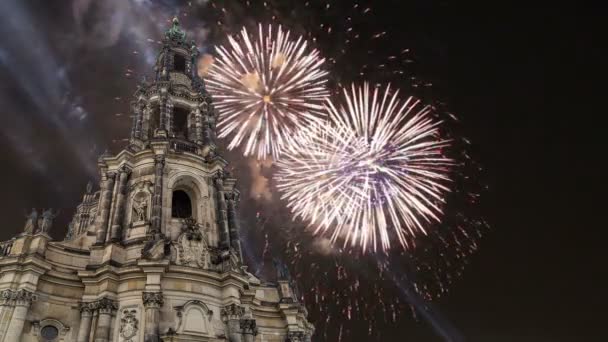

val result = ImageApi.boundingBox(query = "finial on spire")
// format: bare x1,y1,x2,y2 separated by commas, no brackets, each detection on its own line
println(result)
165,16,186,43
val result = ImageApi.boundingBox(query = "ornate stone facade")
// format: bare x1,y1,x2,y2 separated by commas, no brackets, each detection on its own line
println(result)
0,18,313,342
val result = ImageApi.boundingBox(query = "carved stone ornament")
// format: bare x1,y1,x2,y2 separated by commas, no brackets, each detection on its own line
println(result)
142,292,164,308
220,304,245,322
175,218,210,268
96,297,118,314
240,319,258,336
141,237,170,261
79,301,96,314
0,289,37,307
131,192,150,223
120,309,139,342
286,331,306,342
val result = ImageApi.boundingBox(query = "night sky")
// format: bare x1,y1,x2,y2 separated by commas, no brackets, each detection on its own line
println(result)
0,1,601,341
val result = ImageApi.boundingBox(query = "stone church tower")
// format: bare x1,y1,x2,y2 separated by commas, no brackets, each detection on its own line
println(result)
0,19,313,342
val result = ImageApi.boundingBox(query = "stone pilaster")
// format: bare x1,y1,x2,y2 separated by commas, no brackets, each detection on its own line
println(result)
143,102,152,141
240,319,258,342
214,174,231,250
226,192,243,260
142,292,163,342
94,298,117,342
150,155,165,236
203,122,213,147
96,172,117,244
193,109,202,145
110,166,131,242
156,94,169,138
221,304,245,342
76,302,94,342
130,102,139,140
135,101,145,139
1,289,36,341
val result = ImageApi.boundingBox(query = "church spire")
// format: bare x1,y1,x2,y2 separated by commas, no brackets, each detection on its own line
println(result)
127,17,217,155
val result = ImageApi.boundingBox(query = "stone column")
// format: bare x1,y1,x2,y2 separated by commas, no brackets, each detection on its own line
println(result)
165,99,174,135
142,292,163,342
226,193,243,260
130,102,138,140
194,109,203,144
214,174,230,250
240,319,257,342
203,121,214,147
94,298,117,342
143,102,152,141
150,155,165,236
221,304,244,342
135,101,145,139
156,94,169,138
76,303,94,342
96,172,117,244
2,289,36,341
110,166,131,242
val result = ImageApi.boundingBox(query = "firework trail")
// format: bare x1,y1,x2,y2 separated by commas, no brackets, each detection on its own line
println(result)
277,83,453,252
206,23,329,160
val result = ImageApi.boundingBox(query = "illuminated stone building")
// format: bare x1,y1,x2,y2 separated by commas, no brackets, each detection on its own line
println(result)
0,19,313,342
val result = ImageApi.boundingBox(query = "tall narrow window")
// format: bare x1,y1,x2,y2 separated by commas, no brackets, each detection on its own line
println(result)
172,190,192,218
174,54,186,72
173,107,189,138
149,106,160,133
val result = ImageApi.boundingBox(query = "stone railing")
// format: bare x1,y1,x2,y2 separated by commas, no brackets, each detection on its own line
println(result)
0,239,14,256
170,139,198,154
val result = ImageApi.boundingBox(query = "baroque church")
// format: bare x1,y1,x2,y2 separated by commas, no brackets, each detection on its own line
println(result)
0,19,313,342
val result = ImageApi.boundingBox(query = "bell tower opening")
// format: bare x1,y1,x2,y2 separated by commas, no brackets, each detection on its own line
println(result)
174,53,186,72
172,190,192,218
172,107,189,139
149,105,160,133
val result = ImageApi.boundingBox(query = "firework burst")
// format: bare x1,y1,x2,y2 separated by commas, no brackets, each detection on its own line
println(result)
277,83,454,252
206,24,330,159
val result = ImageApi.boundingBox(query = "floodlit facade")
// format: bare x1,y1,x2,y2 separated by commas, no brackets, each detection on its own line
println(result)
0,19,313,342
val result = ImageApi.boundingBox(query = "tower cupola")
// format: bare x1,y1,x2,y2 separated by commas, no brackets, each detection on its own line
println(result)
130,17,217,155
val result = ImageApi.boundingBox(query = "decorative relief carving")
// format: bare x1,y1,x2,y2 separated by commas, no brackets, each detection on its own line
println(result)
130,188,151,225
286,331,306,342
120,309,139,342
240,319,258,336
0,289,37,307
220,304,245,322
142,291,164,308
79,301,95,314
96,297,118,314
175,218,210,268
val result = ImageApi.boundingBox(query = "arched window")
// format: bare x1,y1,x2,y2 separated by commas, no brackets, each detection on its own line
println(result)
174,54,186,72
172,190,192,218
172,107,189,139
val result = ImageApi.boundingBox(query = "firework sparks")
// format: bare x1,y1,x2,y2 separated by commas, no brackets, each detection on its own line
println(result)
277,83,454,252
207,24,330,159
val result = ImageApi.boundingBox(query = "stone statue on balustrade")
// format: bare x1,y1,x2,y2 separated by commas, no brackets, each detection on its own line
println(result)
38,208,59,234
23,208,38,234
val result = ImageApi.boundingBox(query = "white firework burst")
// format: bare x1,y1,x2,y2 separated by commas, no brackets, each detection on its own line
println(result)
276,83,454,252
206,24,330,160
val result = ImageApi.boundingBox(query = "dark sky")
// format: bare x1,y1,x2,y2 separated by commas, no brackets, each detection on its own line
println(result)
0,1,602,341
